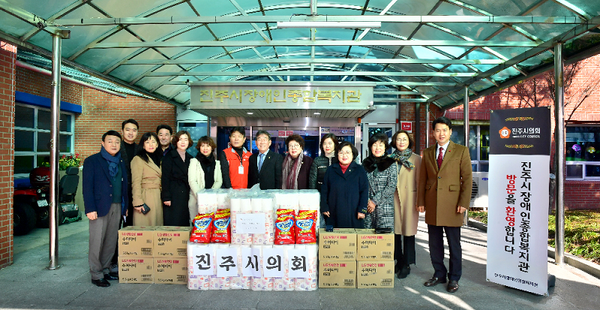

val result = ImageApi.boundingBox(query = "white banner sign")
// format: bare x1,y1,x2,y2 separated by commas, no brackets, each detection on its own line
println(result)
487,154,549,295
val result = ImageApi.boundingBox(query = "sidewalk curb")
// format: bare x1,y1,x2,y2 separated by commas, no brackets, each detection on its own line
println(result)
467,218,600,280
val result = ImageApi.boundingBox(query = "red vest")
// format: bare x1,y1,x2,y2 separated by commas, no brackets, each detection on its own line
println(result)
224,147,252,189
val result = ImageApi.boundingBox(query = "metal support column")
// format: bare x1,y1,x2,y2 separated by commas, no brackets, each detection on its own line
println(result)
464,87,469,147
425,103,430,148
48,33,62,270
415,102,421,154
554,43,565,266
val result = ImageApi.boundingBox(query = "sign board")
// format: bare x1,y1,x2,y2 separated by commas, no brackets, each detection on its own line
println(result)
400,121,412,132
487,107,550,296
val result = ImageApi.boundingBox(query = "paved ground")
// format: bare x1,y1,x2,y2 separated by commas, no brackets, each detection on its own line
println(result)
1,215,599,310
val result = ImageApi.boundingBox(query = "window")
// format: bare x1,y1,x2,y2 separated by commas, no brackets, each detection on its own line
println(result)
566,126,600,180
450,124,490,172
14,104,75,177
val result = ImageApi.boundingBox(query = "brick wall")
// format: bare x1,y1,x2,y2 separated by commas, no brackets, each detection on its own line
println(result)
75,88,176,160
445,55,600,210
0,42,16,268
15,66,83,105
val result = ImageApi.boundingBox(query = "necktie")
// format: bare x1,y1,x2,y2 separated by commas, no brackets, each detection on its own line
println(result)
258,153,265,172
437,147,444,168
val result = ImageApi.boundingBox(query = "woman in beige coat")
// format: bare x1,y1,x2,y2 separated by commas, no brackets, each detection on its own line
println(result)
188,136,223,221
131,132,163,226
390,130,420,279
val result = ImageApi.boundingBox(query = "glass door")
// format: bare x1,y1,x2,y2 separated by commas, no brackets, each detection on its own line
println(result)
361,124,396,161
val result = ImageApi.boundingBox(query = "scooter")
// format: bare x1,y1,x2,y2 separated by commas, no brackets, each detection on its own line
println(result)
13,166,82,236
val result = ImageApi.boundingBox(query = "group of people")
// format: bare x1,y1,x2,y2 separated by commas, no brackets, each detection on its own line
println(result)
83,117,472,294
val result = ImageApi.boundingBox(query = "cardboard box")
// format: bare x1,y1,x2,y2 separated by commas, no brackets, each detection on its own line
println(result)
154,257,188,285
356,229,394,260
119,226,155,257
118,256,154,284
319,260,356,288
356,260,395,288
318,228,357,260
153,227,190,257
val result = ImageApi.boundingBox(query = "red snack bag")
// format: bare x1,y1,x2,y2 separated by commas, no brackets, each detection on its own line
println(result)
190,212,214,243
210,208,231,243
274,209,296,245
295,210,317,244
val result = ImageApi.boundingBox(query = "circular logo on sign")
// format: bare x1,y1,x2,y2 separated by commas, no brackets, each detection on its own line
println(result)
499,127,511,139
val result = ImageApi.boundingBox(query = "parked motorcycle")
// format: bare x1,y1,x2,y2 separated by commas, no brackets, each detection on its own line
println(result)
13,166,82,236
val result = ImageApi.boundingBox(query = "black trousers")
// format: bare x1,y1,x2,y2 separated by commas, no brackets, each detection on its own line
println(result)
427,225,462,281
394,234,416,266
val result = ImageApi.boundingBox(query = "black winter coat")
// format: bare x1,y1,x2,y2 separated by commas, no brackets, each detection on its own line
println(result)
320,161,369,228
308,155,337,192
161,150,193,226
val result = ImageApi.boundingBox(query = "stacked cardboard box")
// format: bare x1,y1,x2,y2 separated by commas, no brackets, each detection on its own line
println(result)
118,226,190,284
318,228,394,289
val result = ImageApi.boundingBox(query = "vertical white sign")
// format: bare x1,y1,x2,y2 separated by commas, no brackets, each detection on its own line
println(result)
216,247,239,277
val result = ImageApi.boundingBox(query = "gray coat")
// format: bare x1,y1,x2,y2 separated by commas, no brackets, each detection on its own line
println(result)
364,161,398,230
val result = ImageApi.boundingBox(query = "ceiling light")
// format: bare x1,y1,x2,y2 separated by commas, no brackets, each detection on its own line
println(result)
246,112,253,115
277,21,381,29
314,112,321,115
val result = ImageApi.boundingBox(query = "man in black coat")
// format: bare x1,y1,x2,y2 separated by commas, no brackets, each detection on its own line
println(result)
248,130,283,190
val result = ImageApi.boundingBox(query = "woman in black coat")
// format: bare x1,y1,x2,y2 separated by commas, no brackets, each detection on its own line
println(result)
161,131,193,226
320,141,369,228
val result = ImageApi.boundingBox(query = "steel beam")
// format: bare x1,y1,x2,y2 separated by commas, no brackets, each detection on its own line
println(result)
92,40,539,49
145,70,477,77
48,33,61,271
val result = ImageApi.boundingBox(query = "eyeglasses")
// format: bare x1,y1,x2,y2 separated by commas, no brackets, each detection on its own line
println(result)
396,138,409,142
339,151,352,156
288,143,301,149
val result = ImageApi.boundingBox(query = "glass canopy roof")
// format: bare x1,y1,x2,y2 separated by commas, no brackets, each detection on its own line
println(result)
1,0,600,110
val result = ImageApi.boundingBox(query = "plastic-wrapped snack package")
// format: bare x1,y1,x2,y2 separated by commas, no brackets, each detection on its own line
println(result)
210,208,231,243
295,209,317,244
294,244,318,291
251,245,273,291
187,242,215,290
273,244,295,291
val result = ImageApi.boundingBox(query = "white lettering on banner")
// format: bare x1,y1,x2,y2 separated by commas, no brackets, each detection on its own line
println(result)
262,247,285,278
518,162,532,273
288,249,309,278
216,247,239,277
236,213,266,234
192,244,215,276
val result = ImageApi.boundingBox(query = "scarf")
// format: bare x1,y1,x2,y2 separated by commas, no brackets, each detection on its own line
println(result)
390,148,415,170
362,153,395,174
100,146,121,179
325,152,335,165
282,153,304,189
197,152,216,188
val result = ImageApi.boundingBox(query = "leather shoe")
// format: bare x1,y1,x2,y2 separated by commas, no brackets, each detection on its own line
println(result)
91,278,111,287
104,272,118,281
447,280,459,293
424,276,446,287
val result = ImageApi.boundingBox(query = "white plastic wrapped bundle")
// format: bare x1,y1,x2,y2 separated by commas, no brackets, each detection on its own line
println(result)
251,245,273,291
252,196,274,245
275,191,299,212
197,191,218,214
294,244,318,291
230,245,251,290
216,190,229,210
230,196,252,245
298,190,321,232
273,244,295,291
187,242,215,290
210,244,231,290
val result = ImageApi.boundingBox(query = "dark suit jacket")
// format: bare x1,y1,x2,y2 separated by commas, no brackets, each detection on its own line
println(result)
83,152,129,217
418,140,472,227
248,150,283,189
